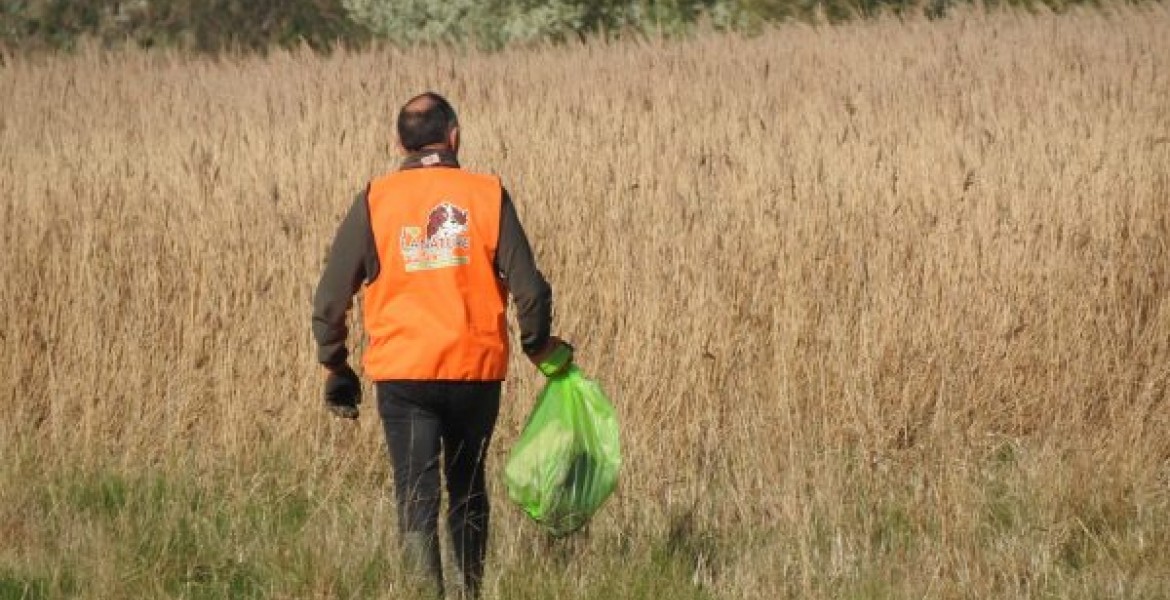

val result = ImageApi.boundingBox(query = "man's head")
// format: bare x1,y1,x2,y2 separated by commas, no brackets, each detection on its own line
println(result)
397,92,459,155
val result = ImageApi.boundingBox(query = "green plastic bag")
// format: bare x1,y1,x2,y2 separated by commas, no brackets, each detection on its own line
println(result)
504,365,621,537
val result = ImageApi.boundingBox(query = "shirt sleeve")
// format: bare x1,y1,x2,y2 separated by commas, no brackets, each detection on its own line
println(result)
495,187,553,356
311,187,380,368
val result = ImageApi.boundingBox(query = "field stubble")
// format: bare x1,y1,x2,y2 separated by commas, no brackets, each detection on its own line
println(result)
2,6,1169,599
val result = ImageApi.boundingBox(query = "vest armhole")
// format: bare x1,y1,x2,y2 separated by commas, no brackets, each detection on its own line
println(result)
361,182,381,285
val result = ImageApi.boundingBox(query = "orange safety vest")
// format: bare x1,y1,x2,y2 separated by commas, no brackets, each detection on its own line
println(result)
362,167,508,381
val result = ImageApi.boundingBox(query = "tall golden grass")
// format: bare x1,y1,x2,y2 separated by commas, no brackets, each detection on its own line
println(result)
2,5,1169,598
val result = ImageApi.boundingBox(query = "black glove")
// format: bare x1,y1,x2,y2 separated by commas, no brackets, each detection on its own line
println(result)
324,363,361,419
534,337,574,378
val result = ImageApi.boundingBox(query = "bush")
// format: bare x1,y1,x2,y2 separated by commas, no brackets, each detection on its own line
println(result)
0,0,1146,54
342,0,733,49
1,0,368,53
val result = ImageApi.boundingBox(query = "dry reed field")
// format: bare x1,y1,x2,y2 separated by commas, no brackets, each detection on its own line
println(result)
2,6,1169,598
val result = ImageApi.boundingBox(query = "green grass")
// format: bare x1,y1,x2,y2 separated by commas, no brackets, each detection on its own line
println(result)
0,567,76,600
493,531,718,600
0,571,48,600
4,460,723,598
3,445,1168,599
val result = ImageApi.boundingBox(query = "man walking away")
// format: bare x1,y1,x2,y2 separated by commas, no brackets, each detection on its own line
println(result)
311,92,573,598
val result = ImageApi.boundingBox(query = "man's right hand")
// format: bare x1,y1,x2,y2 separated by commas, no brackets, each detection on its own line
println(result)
323,363,361,419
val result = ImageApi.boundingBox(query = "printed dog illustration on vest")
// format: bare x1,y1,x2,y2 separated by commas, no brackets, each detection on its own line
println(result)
400,202,472,271
427,202,469,244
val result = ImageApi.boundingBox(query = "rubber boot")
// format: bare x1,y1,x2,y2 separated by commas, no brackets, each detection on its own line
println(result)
451,561,482,600
401,531,444,598
449,523,485,599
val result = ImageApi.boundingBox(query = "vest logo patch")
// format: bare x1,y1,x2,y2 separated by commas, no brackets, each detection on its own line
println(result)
400,202,471,272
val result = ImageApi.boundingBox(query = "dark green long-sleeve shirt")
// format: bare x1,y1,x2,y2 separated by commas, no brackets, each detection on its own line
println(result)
311,150,553,371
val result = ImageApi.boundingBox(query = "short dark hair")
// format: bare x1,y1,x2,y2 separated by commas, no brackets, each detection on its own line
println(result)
397,92,458,152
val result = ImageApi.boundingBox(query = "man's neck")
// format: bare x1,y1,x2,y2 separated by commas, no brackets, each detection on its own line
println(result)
400,148,460,170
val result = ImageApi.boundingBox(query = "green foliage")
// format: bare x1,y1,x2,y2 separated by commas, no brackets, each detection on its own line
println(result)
340,0,482,47
0,0,367,52
340,0,810,49
342,0,1130,48
342,0,732,49
135,0,369,52
0,0,1151,53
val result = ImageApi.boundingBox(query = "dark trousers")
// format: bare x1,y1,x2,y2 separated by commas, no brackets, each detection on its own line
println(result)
376,381,501,598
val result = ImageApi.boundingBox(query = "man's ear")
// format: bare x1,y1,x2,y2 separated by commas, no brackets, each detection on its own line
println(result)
448,126,460,153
